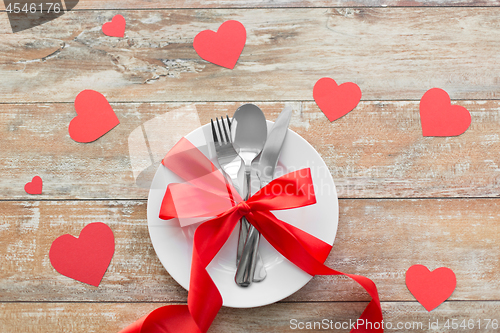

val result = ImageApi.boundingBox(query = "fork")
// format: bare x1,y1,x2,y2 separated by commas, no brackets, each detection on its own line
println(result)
211,116,266,282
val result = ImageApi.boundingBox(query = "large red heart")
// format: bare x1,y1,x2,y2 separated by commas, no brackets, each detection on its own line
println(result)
406,264,456,311
49,222,115,287
69,90,120,143
420,88,471,136
102,14,126,38
313,77,362,122
24,176,43,195
193,20,246,69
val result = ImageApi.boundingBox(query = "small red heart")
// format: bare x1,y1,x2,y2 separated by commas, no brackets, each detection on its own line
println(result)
24,176,43,195
406,264,456,312
102,14,126,38
420,88,471,136
193,20,246,69
49,222,115,287
69,90,120,143
313,77,362,122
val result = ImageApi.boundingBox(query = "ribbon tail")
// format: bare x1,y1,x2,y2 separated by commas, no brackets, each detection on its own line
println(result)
249,211,384,333
141,305,201,333
278,216,333,263
186,206,243,331
118,207,242,333
117,305,200,333
351,300,384,333
118,314,147,333
344,273,381,310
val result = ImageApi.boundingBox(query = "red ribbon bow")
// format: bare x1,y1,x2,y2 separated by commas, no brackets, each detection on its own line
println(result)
120,137,383,333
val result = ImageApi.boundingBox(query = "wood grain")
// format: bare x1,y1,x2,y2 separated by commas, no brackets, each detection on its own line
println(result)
2,3,499,332
2,301,500,333
3,0,500,10
2,101,500,200
1,199,499,303
2,8,500,102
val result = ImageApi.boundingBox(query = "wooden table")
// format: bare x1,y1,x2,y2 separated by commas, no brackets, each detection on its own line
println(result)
2,1,500,332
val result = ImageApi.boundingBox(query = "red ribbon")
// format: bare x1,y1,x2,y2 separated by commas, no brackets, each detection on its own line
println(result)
120,138,383,333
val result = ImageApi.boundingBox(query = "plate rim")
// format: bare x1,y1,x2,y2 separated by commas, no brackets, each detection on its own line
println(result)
147,120,338,308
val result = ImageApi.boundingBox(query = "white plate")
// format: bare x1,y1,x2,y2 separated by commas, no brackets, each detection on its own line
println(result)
147,122,338,308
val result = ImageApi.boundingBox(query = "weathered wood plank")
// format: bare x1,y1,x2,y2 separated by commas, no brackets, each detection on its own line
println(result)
1,101,500,199
3,0,500,10
301,100,500,198
2,8,500,102
1,199,499,302
0,200,187,302
1,301,499,333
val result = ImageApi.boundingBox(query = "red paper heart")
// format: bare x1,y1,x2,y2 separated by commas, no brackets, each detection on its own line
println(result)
193,20,246,69
406,264,456,311
313,77,362,122
420,88,471,136
102,14,126,38
24,176,43,195
69,90,120,143
49,222,115,287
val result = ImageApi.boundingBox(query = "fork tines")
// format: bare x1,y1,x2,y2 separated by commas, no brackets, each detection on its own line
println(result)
211,116,232,144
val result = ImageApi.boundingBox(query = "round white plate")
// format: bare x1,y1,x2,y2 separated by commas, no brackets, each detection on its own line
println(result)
147,121,338,308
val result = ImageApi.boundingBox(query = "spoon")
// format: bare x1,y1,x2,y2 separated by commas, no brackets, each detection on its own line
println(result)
231,104,267,287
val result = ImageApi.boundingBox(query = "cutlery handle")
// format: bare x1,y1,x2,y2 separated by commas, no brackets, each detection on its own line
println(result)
235,167,266,284
236,217,250,263
236,218,266,282
235,225,260,287
243,168,251,201
237,168,252,264
235,167,249,264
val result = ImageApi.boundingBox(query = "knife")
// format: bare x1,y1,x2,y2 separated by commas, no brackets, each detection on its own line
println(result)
235,105,293,287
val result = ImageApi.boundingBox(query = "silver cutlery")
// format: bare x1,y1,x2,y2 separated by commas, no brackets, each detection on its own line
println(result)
230,104,269,287
211,116,243,196
235,105,293,287
210,115,267,282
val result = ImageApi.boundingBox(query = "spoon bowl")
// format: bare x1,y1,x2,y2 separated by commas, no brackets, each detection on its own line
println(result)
231,104,268,174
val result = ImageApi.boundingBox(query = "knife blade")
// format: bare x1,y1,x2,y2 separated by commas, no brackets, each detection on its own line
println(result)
235,105,293,287
257,105,293,187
